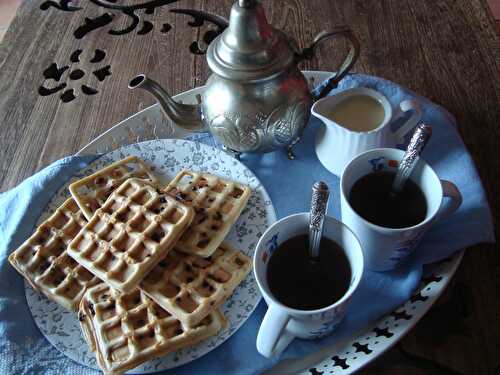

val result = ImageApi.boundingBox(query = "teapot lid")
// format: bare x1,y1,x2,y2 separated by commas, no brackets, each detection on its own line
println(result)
206,0,296,81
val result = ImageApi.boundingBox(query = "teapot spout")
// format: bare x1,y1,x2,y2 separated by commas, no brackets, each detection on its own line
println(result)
129,74,206,132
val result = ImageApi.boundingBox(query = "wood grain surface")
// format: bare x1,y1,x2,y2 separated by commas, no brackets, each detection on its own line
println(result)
0,0,499,374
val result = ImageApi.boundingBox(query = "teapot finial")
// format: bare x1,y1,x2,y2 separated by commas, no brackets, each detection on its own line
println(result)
238,0,256,8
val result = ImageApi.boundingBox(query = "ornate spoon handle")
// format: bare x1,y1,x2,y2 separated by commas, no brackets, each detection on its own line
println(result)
309,181,329,258
392,124,432,193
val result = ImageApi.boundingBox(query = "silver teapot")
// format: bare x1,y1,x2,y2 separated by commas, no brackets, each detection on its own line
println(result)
129,0,360,158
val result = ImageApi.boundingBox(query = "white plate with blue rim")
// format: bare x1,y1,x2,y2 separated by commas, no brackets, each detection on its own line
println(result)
25,138,277,372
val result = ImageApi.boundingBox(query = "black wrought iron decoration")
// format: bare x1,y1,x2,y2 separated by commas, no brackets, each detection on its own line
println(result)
39,0,229,103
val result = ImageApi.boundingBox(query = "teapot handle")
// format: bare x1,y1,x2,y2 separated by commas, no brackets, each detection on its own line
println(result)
298,27,360,100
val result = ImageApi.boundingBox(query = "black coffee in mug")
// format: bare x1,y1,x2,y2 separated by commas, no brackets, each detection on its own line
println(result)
348,170,427,228
266,234,351,310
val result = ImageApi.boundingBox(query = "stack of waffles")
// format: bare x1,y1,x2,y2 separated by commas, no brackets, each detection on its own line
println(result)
9,156,253,375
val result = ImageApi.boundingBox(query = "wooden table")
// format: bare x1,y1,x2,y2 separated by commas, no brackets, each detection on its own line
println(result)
1,1,499,373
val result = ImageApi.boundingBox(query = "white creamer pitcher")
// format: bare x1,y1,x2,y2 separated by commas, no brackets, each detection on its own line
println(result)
312,87,422,176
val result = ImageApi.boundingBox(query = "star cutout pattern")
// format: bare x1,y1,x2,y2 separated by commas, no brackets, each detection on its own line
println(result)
309,368,324,375
353,342,373,354
373,327,394,338
391,309,412,321
331,355,349,370
410,291,429,303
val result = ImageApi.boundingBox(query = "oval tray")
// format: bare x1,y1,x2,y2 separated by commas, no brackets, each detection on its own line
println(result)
77,71,463,374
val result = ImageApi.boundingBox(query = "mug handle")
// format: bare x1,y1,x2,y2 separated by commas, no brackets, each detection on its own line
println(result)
436,180,463,221
256,305,295,358
392,99,423,143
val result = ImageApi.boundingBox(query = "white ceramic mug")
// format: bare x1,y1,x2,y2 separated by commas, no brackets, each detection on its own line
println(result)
312,87,422,176
340,148,463,271
254,213,364,358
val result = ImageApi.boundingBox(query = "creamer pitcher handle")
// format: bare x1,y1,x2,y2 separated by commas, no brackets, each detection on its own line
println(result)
298,27,360,100
393,99,423,143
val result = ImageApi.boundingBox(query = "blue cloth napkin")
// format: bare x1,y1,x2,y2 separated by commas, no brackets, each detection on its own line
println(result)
0,74,494,375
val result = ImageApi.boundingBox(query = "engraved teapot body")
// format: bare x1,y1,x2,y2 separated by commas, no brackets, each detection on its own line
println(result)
129,0,360,156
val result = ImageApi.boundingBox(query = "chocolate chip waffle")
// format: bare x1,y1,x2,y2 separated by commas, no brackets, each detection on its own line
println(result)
79,283,225,375
140,242,252,327
8,198,101,311
68,178,194,293
70,156,158,221
162,170,251,258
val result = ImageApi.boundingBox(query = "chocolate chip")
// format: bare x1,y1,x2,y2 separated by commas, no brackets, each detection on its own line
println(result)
208,285,215,292
197,238,210,248
208,197,215,203
186,277,194,283
191,186,199,191
159,197,166,204
175,328,183,335
152,208,160,214
149,331,155,337
202,281,209,288
159,261,168,268
95,177,106,185
231,188,244,198
214,212,223,221
211,225,220,231
235,258,244,266
151,232,164,242
137,319,145,326
185,265,192,272
88,302,95,316
134,297,141,305
175,297,181,302
78,312,86,321
194,207,205,214
101,294,109,300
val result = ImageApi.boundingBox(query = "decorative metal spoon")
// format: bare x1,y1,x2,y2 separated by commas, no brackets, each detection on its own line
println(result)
391,123,433,194
308,181,330,258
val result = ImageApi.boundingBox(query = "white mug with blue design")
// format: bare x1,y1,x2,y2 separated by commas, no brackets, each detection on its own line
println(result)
340,148,463,271
254,213,364,358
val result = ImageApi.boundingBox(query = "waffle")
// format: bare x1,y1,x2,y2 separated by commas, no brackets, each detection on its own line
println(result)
68,178,194,293
162,170,251,258
79,283,225,375
70,156,158,221
140,242,252,327
8,198,101,311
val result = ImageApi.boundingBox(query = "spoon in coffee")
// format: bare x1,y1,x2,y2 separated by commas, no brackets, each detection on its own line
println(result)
309,181,330,259
391,123,432,194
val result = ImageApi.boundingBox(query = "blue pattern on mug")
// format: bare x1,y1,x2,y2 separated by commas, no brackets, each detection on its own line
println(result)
309,319,341,337
369,157,386,172
266,233,279,255
389,232,424,261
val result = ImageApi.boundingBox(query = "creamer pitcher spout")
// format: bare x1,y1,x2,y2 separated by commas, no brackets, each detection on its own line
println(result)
128,74,206,132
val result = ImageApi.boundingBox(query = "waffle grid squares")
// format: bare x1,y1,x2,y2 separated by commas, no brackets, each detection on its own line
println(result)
8,198,101,311
140,243,252,327
80,283,225,375
163,170,251,258
68,178,194,292
70,156,158,221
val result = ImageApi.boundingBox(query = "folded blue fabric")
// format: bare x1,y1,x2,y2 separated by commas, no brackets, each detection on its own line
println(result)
0,74,493,375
